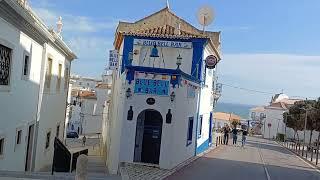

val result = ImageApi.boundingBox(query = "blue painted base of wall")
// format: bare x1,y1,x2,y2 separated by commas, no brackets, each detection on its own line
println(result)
196,139,209,154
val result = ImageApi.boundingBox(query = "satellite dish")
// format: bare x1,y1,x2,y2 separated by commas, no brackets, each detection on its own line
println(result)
197,6,214,33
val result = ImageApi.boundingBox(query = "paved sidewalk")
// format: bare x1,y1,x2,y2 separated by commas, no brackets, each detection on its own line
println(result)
166,137,320,180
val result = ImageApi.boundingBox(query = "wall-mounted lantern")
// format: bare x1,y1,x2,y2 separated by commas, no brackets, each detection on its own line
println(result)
128,52,133,65
166,109,172,124
176,54,182,69
126,88,132,98
127,106,133,121
150,45,159,58
170,92,176,102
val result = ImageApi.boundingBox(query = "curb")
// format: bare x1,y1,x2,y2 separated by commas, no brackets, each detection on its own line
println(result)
276,141,320,174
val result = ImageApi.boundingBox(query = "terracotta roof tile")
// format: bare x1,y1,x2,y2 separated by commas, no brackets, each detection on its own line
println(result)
213,112,241,122
79,90,96,99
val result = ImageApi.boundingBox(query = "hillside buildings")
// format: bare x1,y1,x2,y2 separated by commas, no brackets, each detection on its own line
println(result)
0,0,76,171
65,75,112,136
104,6,221,174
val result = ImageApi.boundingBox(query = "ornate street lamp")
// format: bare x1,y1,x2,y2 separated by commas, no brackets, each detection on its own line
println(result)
176,54,182,69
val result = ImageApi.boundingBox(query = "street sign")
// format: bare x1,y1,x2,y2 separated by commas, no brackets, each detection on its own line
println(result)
205,55,218,69
109,50,119,70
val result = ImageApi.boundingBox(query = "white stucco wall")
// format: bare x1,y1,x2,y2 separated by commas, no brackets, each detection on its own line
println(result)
116,73,199,170
34,43,70,172
107,71,126,174
196,46,215,150
263,108,286,139
0,17,43,171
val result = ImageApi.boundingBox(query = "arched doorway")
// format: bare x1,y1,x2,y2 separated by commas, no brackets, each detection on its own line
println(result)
134,109,163,164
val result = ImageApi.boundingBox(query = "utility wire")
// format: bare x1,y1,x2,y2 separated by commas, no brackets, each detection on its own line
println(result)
220,83,318,100
220,83,275,95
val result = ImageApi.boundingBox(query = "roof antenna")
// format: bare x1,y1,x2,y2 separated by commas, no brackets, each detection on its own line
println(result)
197,5,214,34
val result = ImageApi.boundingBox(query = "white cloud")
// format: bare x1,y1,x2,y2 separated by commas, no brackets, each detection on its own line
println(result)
29,5,117,78
217,53,320,105
33,7,117,33
67,36,112,58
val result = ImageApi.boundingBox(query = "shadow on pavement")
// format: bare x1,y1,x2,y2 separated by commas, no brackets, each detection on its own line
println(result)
245,140,292,155
165,156,320,180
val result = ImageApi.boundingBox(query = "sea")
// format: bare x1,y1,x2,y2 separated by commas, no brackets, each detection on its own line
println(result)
214,102,255,119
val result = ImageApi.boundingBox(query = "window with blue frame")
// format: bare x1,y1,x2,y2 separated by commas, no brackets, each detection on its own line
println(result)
198,115,203,138
186,117,194,146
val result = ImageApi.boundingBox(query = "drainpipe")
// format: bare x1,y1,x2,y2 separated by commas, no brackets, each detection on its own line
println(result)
31,43,47,171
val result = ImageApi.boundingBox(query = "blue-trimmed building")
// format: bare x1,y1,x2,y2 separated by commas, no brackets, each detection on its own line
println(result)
105,6,221,174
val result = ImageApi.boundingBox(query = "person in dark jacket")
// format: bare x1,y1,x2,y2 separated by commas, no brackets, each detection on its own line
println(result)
223,125,230,145
231,127,238,145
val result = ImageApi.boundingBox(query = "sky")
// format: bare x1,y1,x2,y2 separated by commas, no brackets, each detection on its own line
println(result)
29,0,320,105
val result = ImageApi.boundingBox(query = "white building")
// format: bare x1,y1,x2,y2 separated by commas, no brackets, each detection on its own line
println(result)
261,94,301,139
250,106,266,134
104,7,221,174
0,0,76,172
65,75,111,136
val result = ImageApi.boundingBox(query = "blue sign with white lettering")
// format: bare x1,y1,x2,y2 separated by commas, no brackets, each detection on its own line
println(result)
134,79,169,96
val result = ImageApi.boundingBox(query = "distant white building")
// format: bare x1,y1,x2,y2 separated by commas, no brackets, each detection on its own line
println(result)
0,0,76,172
250,106,266,134
261,94,301,139
104,7,221,174
65,75,111,136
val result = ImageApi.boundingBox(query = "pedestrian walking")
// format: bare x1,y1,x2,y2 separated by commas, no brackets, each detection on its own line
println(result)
241,129,248,147
82,135,86,146
231,126,238,145
223,125,230,145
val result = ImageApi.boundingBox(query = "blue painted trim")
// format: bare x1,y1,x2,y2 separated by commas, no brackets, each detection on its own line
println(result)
196,139,209,154
191,39,207,80
125,66,201,85
121,36,134,73
208,112,213,145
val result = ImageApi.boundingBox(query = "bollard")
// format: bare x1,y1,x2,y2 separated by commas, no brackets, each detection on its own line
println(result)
75,154,88,180
311,147,314,162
